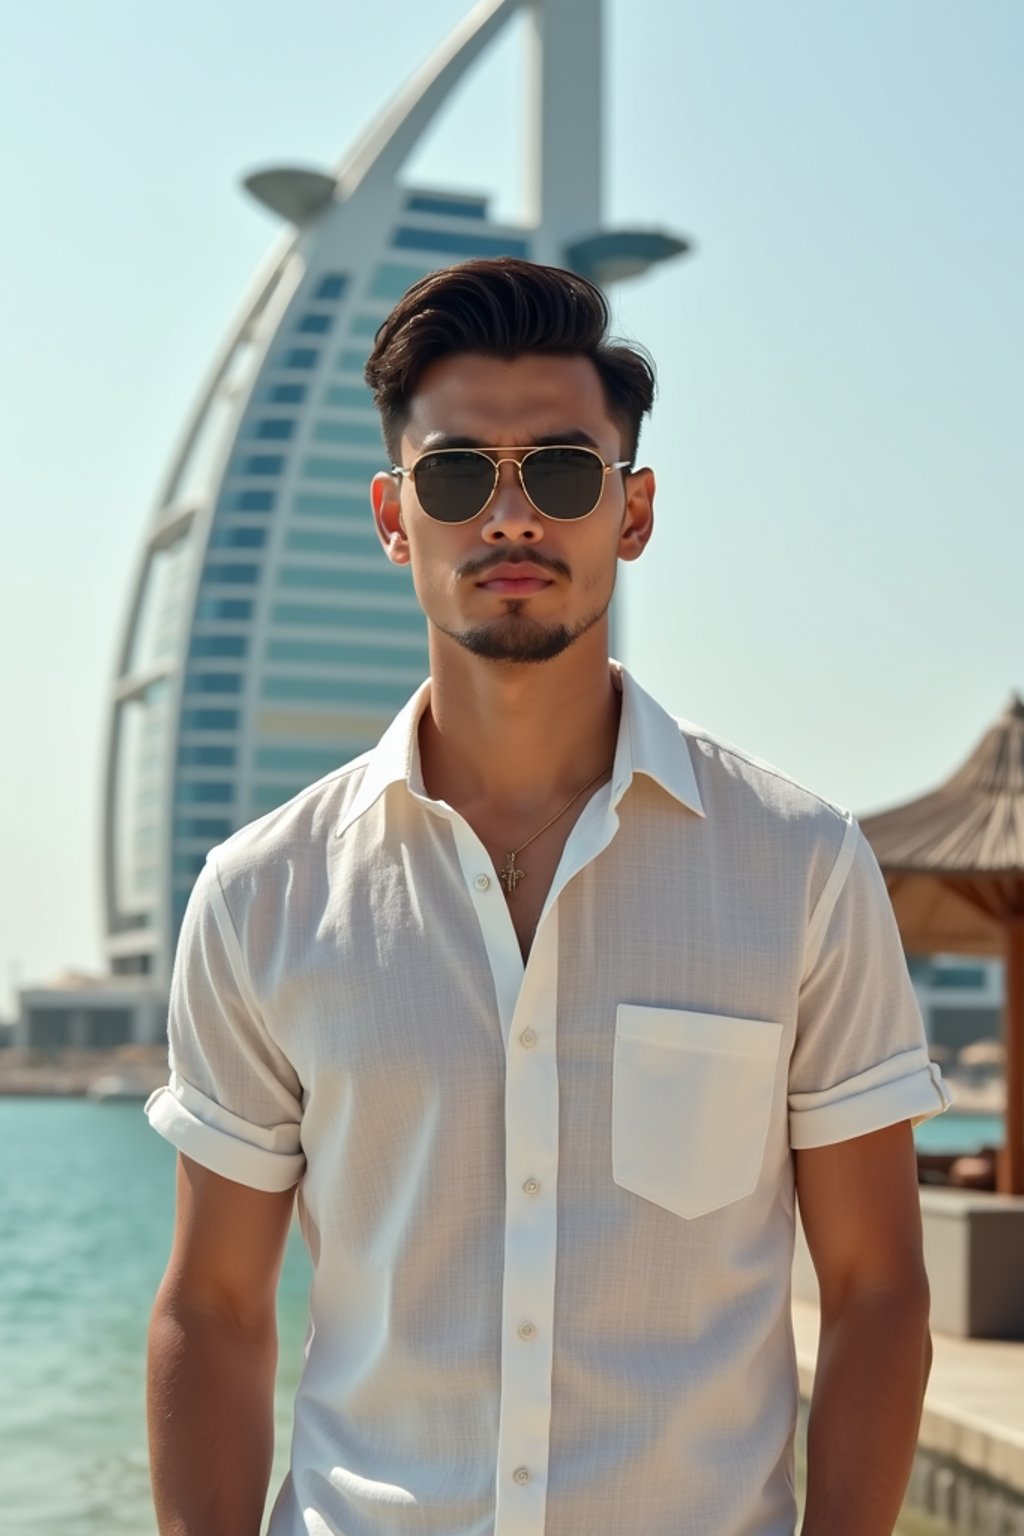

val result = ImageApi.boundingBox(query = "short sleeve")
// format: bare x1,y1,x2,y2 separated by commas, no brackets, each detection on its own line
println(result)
145,854,305,1191
788,815,952,1149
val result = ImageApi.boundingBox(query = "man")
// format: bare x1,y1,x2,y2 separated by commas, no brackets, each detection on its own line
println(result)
146,257,951,1536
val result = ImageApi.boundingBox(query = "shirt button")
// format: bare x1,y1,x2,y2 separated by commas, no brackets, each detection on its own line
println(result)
522,1178,540,1196
513,1466,530,1486
474,874,490,891
519,1027,537,1048
517,1321,537,1341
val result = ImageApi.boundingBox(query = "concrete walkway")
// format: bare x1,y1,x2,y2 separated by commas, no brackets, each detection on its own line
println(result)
792,1298,1024,1496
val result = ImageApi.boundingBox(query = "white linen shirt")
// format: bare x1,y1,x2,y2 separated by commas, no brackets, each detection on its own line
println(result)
147,662,950,1536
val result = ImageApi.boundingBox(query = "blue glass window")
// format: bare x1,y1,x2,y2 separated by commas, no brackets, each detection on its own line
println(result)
314,273,349,301
350,314,384,338
279,565,399,594
181,708,239,731
303,457,377,483
176,781,234,804
370,264,429,301
280,348,320,370
266,382,307,405
223,488,276,512
392,226,529,258
322,384,373,411
271,601,424,633
190,634,249,658
932,966,988,989
336,348,368,373
237,454,284,476
186,672,243,695
211,526,266,551
405,192,486,220
175,817,233,840
250,785,304,813
285,528,376,557
263,675,414,707
195,597,253,621
179,744,236,767
267,637,427,669
253,419,295,441
202,563,260,585
255,746,349,774
312,420,381,448
298,313,333,335
293,492,368,518
173,852,209,878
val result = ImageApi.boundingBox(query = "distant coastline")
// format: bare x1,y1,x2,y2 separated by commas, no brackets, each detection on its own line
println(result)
0,1048,1003,1119
0,1044,168,1098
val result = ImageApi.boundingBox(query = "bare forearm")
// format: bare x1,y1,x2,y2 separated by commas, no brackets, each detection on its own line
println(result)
147,1293,279,1536
801,1288,932,1536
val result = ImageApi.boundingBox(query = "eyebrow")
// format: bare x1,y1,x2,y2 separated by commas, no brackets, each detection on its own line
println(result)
417,429,603,453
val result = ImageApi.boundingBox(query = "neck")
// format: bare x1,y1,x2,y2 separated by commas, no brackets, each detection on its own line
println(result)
418,626,620,818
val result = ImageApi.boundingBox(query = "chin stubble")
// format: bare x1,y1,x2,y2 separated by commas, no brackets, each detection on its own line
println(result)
439,597,610,665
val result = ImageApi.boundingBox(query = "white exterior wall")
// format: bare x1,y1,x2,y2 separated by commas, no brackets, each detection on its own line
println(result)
17,986,166,1050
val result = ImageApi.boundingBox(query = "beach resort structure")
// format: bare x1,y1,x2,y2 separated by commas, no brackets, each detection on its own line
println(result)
98,0,688,996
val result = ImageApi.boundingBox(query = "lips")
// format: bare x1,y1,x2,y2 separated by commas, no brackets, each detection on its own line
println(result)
475,563,554,595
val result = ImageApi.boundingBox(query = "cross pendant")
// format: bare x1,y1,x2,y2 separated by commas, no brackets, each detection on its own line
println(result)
499,851,526,895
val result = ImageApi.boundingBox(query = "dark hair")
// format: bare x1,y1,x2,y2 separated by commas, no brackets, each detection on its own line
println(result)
364,257,656,463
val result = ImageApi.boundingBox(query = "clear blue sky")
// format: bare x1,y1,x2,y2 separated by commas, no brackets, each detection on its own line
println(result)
1,0,1021,1012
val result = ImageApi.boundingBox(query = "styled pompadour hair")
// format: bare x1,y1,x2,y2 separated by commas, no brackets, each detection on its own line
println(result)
364,257,656,462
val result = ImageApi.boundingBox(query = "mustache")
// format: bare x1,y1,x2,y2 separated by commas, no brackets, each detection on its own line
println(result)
457,550,571,582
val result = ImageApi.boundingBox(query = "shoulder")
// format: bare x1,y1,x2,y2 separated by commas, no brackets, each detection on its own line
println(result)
671,712,858,886
679,714,849,821
206,748,375,896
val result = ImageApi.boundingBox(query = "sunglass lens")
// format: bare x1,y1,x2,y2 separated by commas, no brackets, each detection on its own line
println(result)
414,451,494,523
521,448,605,520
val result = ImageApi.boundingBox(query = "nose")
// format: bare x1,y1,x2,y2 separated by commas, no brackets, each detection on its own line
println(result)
480,458,544,543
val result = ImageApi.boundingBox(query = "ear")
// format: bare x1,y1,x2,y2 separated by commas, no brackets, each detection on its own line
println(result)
617,466,655,563
371,471,410,566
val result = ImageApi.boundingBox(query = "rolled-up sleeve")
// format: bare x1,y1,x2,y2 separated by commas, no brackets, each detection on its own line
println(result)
788,815,952,1150
145,854,305,1191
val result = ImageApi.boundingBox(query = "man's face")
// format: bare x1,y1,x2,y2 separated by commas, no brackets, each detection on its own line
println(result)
371,352,654,666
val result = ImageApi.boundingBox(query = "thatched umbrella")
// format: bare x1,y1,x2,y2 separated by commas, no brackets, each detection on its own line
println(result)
859,694,1024,1195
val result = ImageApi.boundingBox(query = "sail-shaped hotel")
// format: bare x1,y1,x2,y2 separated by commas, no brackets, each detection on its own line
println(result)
102,0,688,994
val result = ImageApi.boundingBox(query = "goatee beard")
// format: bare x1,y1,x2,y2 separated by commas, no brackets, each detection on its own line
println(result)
441,600,608,664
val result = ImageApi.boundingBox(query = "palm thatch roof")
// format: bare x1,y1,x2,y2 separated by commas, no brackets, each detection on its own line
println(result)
862,694,1024,871
860,694,1024,955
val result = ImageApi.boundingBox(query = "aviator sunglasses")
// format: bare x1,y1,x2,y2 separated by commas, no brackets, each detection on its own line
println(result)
391,445,631,525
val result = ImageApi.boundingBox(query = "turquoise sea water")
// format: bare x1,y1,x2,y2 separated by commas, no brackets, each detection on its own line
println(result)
913,1109,1003,1154
0,1099,981,1535
0,1099,312,1536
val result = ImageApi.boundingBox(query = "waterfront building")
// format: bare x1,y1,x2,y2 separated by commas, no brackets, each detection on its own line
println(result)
101,0,688,992
15,973,165,1051
908,954,1004,1057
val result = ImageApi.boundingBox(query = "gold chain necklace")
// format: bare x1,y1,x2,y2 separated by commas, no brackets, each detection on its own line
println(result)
498,761,614,896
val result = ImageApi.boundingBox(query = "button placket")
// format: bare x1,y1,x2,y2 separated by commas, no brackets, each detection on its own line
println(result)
449,819,523,1047
493,910,561,1536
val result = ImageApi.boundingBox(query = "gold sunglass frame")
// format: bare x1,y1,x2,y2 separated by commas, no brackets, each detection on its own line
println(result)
391,445,632,524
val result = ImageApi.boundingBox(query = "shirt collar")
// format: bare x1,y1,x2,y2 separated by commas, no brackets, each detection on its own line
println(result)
335,660,704,840
608,661,705,818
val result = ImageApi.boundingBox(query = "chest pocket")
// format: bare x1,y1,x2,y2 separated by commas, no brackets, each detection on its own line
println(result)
612,1005,784,1220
